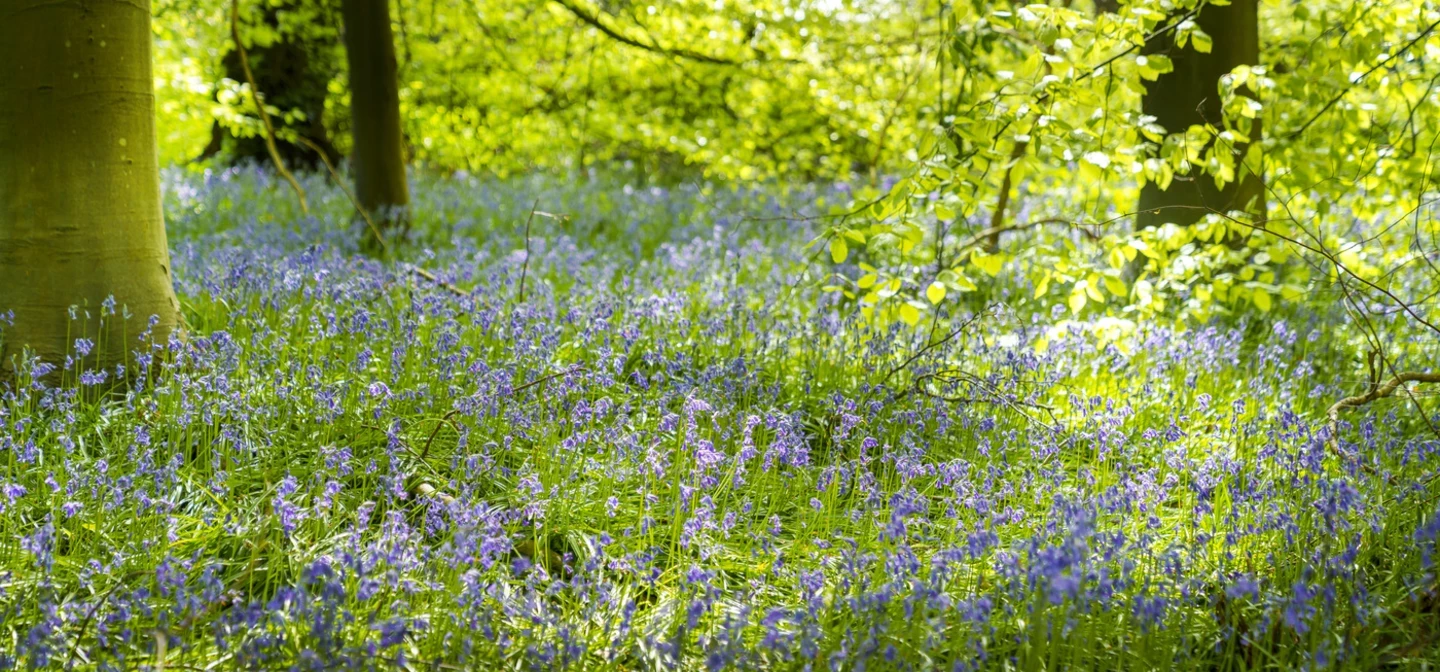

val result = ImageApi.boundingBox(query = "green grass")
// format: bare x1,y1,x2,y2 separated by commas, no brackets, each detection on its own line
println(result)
0,167,1437,670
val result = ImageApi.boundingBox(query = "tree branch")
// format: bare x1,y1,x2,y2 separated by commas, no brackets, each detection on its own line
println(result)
551,0,745,66
881,304,998,386
954,217,1100,252
1287,17,1440,140
1327,370,1440,452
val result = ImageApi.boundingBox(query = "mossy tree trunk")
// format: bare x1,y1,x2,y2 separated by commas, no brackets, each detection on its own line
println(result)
0,0,182,374
1136,0,1264,230
342,0,411,234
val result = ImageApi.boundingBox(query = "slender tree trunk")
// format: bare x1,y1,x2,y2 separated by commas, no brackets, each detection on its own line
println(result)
1136,0,1264,230
342,0,411,234
0,0,182,375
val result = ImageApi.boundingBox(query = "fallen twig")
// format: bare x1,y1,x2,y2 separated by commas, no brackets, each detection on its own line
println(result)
420,410,461,460
65,572,144,669
404,264,468,297
911,368,1062,434
513,365,587,395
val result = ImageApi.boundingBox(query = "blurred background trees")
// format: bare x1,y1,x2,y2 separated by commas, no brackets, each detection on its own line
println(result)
8,0,1437,368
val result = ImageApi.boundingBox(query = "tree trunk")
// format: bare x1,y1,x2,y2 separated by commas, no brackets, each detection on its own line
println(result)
0,0,182,375
342,0,411,234
1136,0,1264,230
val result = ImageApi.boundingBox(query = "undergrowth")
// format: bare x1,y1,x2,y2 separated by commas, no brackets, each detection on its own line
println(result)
1,166,1438,670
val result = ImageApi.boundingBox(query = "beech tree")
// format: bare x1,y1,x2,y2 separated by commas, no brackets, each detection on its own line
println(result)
342,0,410,232
0,0,182,374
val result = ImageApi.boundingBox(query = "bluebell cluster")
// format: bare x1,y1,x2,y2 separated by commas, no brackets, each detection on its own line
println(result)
0,167,1437,670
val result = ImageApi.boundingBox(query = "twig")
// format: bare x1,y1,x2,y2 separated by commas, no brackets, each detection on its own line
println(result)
1020,9,1200,114
513,365,587,395
1088,203,1440,337
1327,369,1440,455
230,0,308,214
517,199,539,303
413,365,586,461
914,369,1053,409
361,423,456,503
550,0,747,65
294,136,388,253
419,410,461,460
65,573,142,669
403,264,468,297
954,217,1100,252
388,366,586,505
881,305,998,386
1287,17,1440,140
912,369,1061,433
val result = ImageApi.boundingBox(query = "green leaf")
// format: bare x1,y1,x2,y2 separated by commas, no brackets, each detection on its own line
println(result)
1103,275,1128,298
1068,287,1087,314
1191,29,1213,54
970,250,1005,277
1084,277,1104,302
899,302,921,326
1107,247,1126,270
953,272,978,291
829,237,849,264
926,281,947,305
1252,288,1272,312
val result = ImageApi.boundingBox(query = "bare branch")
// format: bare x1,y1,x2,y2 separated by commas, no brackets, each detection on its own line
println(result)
1327,370,1440,454
881,304,998,386
954,217,1100,252
293,136,389,253
551,0,745,66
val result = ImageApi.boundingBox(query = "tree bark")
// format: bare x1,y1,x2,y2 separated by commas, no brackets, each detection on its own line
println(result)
0,0,183,375
342,0,411,233
1136,0,1264,230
